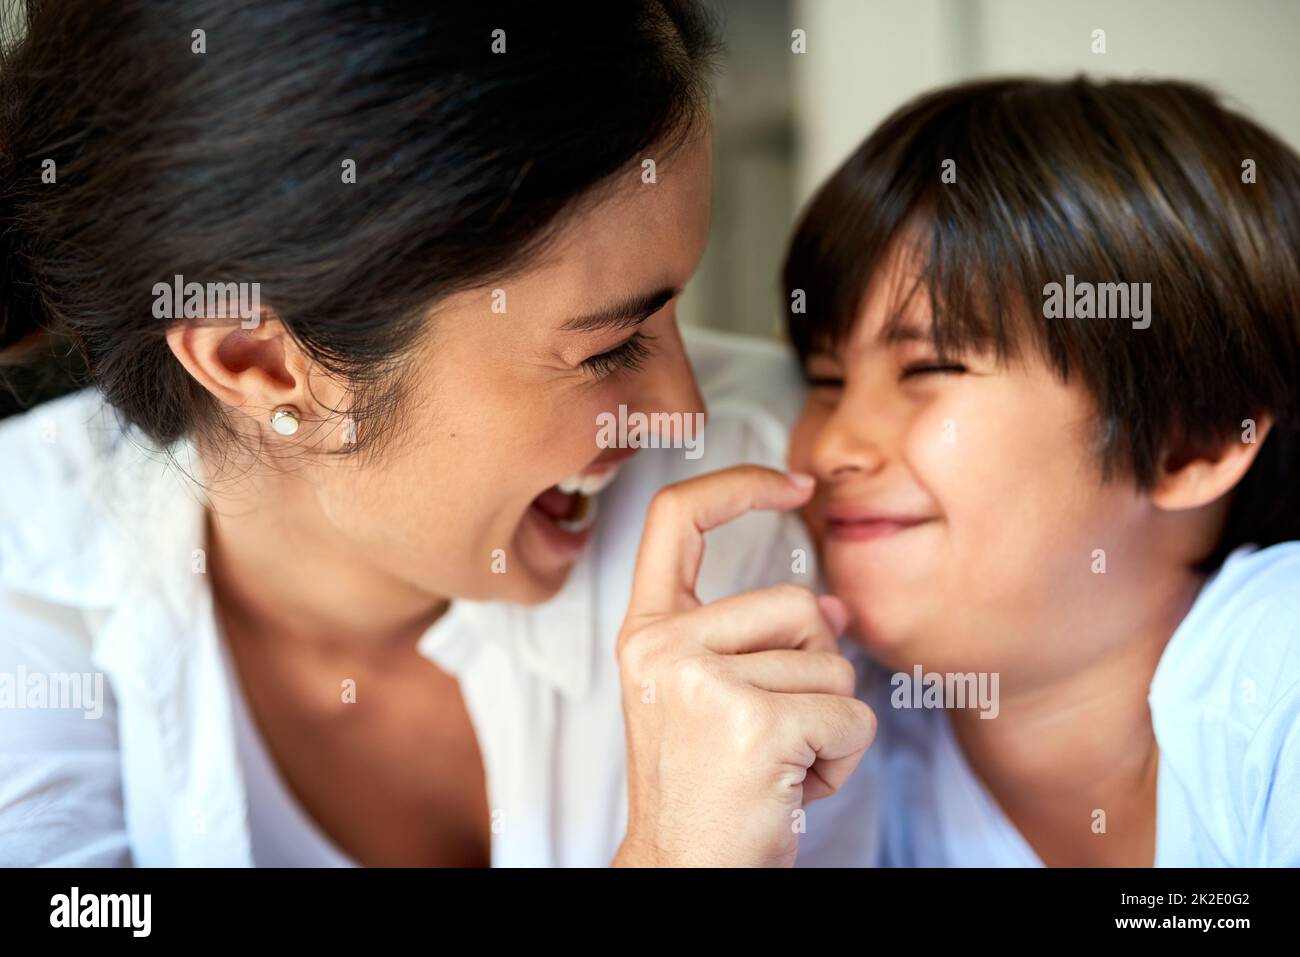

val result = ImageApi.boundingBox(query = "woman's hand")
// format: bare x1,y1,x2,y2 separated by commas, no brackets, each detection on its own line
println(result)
613,466,877,867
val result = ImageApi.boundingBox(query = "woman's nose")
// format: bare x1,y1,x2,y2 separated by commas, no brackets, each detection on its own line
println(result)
632,320,707,430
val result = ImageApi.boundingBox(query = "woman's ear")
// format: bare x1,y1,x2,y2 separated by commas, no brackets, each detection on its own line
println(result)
1151,414,1273,511
164,308,321,422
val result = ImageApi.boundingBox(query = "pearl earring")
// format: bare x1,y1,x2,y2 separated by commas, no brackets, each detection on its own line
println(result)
270,406,300,436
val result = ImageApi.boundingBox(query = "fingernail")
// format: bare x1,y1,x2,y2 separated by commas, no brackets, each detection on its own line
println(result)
817,594,850,636
787,471,815,489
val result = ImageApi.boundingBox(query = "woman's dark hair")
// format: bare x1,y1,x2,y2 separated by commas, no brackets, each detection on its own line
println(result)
0,0,719,451
783,76,1300,567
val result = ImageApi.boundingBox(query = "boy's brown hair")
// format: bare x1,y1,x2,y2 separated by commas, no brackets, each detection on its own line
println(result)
783,76,1300,567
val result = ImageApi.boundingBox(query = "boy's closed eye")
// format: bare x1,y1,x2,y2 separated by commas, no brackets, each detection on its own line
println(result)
803,354,845,391
807,374,845,389
900,360,968,379
801,352,970,389
895,334,978,381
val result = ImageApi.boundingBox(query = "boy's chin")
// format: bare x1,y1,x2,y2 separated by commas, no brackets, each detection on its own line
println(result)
839,599,918,658
834,585,966,673
847,626,953,679
845,613,1000,680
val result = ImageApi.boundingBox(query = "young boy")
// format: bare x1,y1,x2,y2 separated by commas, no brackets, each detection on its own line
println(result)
784,77,1300,866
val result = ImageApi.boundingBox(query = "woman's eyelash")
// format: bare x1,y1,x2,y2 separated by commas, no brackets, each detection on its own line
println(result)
581,331,655,379
806,376,844,389
901,361,967,378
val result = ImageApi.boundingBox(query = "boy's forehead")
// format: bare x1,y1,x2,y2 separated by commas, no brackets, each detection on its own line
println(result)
849,245,933,350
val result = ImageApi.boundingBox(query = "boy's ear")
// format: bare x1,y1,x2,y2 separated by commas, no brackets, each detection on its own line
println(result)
1151,414,1273,512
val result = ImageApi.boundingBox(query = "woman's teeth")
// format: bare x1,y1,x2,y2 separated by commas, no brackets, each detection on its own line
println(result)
547,466,622,534
556,492,598,533
555,468,621,497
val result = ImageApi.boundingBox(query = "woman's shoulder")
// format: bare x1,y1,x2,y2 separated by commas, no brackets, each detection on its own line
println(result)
1150,543,1300,865
0,395,133,863
1,387,209,647
0,389,127,715
0,389,144,606
0,387,120,503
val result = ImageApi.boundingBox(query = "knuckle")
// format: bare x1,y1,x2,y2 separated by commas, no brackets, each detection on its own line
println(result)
617,616,681,669
615,636,642,673
616,628,662,680
667,654,724,706
648,484,688,522
774,582,818,611
850,699,879,739
828,654,857,694
727,690,777,754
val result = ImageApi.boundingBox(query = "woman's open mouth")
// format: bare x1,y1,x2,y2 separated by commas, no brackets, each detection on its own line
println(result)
531,482,600,534
526,461,628,558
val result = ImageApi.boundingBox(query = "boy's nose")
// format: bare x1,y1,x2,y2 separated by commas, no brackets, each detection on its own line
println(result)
812,400,886,481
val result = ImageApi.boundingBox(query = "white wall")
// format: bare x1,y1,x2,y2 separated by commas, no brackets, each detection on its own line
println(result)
791,0,1300,203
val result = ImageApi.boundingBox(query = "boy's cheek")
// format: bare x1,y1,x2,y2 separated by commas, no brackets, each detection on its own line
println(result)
901,404,978,496
787,404,826,473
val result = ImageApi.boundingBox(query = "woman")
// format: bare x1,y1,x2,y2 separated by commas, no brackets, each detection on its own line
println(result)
0,1,874,867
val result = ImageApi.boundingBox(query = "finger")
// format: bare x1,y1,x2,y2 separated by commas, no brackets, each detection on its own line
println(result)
628,466,814,618
817,594,850,638
675,583,842,655
720,649,856,697
779,694,877,803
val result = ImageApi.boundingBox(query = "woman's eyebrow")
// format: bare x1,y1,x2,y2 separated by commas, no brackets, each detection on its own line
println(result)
559,286,677,334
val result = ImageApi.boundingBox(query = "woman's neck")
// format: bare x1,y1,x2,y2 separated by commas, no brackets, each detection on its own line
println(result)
201,467,449,651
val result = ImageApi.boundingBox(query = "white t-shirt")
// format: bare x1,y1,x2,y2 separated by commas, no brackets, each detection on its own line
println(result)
0,325,873,867
866,543,1300,867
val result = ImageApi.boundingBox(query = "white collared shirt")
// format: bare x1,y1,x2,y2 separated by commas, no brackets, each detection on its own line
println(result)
0,326,873,867
865,544,1300,868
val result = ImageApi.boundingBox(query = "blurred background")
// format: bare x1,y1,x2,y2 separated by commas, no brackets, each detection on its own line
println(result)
686,0,1300,340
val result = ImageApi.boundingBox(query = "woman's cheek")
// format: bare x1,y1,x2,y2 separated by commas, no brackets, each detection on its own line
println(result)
506,385,597,475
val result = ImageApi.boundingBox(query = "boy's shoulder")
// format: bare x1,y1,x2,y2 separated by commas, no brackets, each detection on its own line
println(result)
1150,543,1300,865
1154,543,1300,715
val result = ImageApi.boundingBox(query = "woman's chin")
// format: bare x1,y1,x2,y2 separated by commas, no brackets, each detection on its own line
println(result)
488,510,588,603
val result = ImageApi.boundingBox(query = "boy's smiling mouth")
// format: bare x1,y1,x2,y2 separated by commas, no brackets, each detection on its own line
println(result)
824,503,935,542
